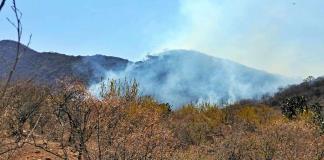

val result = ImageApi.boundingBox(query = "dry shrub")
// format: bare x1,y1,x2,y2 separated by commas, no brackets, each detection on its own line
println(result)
0,79,322,160
91,81,178,159
259,119,323,160
172,105,323,160
170,103,225,146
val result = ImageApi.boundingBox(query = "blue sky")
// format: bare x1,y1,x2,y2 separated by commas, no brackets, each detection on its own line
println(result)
0,0,323,77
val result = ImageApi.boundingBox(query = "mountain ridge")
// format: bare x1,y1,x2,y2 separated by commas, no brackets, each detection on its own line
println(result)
0,40,130,84
90,49,292,106
1,40,292,106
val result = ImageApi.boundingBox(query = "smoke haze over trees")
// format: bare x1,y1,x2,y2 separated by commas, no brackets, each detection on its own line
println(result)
90,50,293,107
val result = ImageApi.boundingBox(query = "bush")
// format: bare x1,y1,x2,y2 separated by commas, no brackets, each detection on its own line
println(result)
171,104,225,146
309,103,324,133
281,96,307,119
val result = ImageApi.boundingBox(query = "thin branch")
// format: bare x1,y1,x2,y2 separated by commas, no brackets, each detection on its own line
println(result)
6,17,18,29
0,0,6,12
5,113,43,158
25,142,65,159
24,114,42,142
0,144,20,155
0,0,32,100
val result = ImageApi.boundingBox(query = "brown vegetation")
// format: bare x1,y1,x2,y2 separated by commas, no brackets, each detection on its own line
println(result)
0,79,323,160
0,1,323,159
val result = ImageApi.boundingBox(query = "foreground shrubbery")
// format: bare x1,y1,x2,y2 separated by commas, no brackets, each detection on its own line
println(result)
0,80,323,160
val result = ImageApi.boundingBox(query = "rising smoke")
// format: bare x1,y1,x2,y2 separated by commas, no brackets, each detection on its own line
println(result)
89,50,292,108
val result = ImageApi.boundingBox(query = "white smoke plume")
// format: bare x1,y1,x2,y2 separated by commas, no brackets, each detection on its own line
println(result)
156,0,324,78
89,50,293,108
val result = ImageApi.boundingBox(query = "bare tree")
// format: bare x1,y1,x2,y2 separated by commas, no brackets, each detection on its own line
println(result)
0,81,48,155
0,0,32,100
46,80,96,160
0,0,38,158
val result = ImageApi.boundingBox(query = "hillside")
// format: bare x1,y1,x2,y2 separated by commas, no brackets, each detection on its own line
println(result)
1,40,293,106
267,76,324,106
0,41,323,160
0,40,130,84
91,50,291,107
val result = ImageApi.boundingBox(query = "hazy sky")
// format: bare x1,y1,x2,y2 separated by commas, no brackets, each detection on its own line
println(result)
0,0,323,77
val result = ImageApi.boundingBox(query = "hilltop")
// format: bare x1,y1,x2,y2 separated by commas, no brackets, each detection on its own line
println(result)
0,40,130,84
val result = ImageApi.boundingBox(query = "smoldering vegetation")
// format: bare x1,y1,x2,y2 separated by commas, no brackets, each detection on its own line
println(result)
90,50,293,107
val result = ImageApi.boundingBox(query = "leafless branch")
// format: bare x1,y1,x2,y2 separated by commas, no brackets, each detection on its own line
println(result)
25,142,65,159
24,114,42,142
0,0,6,12
0,0,32,100
0,114,43,156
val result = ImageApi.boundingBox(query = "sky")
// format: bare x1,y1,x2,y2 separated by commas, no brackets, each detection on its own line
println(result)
0,0,323,77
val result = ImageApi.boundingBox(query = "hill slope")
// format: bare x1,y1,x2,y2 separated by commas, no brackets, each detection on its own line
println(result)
0,40,130,84
1,40,293,106
267,76,324,106
90,50,291,107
